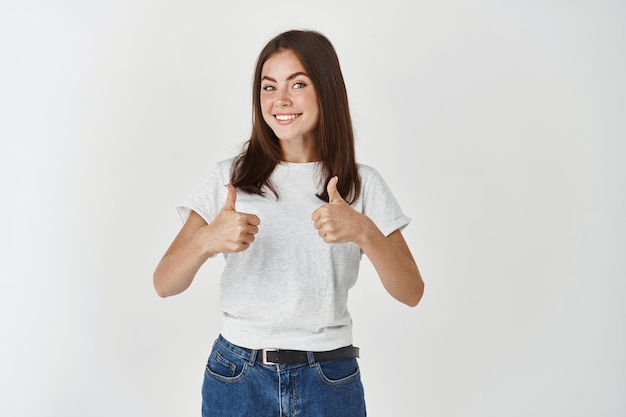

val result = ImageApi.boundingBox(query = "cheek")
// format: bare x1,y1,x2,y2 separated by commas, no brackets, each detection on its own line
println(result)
260,98,274,123
308,103,320,126
304,93,320,120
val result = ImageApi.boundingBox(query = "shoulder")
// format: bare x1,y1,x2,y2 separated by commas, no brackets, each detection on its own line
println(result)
356,162,399,200
356,163,384,185
357,162,379,176
190,156,237,189
201,156,237,182
215,156,237,173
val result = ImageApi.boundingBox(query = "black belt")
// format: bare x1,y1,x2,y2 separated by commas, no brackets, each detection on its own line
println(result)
243,346,359,365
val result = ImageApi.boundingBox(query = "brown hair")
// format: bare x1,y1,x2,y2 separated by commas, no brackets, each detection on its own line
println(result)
230,29,361,203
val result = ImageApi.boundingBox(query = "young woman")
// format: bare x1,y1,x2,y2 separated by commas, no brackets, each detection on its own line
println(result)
154,29,424,417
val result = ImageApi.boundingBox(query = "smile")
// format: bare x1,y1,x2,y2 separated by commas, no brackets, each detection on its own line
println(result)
275,114,301,121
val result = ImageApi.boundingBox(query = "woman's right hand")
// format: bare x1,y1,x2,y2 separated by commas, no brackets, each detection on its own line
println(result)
195,184,260,254
153,184,259,297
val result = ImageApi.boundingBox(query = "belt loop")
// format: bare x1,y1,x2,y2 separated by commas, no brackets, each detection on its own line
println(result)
306,351,316,367
249,349,258,366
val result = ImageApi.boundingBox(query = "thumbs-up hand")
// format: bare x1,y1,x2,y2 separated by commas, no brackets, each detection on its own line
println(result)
326,175,344,204
201,184,260,253
312,176,365,244
222,183,239,211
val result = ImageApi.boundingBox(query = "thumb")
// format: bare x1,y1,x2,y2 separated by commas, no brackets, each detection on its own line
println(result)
222,184,237,210
327,176,344,203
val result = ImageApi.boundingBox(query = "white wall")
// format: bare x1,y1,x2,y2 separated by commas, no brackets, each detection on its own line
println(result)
1,1,625,416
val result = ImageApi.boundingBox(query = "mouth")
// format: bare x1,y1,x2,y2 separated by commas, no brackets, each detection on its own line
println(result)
274,113,301,122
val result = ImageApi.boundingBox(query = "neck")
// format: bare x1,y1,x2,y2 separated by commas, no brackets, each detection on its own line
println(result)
279,138,319,163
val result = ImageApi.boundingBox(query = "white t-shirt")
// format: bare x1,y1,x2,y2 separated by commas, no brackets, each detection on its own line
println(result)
178,158,411,351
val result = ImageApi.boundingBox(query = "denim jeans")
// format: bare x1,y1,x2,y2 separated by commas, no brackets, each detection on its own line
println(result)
201,334,366,417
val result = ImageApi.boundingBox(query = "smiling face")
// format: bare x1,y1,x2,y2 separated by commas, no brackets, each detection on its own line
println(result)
260,49,320,161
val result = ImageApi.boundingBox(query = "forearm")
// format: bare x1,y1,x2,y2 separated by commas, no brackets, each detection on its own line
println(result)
357,219,424,307
153,204,260,298
153,238,215,298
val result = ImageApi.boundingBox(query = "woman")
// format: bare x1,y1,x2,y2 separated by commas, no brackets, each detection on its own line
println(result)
154,29,424,417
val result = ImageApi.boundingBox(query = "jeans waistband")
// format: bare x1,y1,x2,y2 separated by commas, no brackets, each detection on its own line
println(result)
216,334,359,365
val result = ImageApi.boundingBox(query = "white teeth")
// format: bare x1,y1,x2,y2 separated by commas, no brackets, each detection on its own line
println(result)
275,114,298,121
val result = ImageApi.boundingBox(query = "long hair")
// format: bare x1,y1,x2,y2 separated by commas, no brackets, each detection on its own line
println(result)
230,29,361,203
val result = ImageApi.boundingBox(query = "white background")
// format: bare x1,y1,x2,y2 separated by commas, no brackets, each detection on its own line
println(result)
1,1,625,416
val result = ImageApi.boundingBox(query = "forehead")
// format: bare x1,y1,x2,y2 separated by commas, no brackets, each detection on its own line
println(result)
261,49,309,78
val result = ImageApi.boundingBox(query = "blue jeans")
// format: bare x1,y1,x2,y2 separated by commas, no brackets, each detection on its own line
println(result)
201,335,366,417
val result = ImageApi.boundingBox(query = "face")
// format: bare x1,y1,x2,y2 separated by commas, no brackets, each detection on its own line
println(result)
260,49,320,151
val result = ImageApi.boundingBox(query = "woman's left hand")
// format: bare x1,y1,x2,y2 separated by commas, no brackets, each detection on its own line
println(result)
311,176,369,244
312,176,424,306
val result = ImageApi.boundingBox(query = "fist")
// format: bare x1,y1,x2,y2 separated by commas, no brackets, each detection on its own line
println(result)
202,184,260,253
311,176,364,244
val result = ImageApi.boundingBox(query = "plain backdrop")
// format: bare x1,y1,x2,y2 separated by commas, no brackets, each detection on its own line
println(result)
1,1,625,416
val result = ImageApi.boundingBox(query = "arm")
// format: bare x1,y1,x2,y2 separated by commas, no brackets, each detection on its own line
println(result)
312,177,424,306
355,223,424,307
153,185,260,298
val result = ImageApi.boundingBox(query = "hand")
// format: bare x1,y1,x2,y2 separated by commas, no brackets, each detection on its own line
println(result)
311,176,366,244
196,184,260,253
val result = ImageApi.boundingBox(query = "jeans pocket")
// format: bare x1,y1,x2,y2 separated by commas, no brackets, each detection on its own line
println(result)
315,358,361,387
205,342,248,383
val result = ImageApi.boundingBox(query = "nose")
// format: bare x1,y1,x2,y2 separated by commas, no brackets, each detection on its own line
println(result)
275,89,291,107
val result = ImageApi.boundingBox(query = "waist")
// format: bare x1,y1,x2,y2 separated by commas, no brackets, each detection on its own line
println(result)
220,316,355,352
218,334,359,365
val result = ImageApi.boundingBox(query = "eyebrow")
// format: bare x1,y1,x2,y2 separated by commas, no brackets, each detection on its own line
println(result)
261,71,310,83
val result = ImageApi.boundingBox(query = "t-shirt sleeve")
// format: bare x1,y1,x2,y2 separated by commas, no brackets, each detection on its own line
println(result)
361,167,411,237
176,160,230,225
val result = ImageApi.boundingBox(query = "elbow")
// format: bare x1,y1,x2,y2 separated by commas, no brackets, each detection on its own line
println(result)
405,293,422,308
154,286,170,298
153,271,171,298
405,280,425,308
153,268,190,298
154,283,169,299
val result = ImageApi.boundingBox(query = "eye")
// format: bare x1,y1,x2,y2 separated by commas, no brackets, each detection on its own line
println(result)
293,82,306,89
262,85,276,91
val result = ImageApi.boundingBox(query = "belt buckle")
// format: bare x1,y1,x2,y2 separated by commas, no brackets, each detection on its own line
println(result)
262,348,279,365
